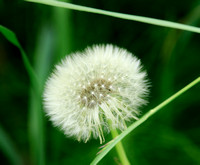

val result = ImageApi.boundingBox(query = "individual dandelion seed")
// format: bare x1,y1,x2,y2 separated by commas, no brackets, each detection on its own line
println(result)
43,44,149,144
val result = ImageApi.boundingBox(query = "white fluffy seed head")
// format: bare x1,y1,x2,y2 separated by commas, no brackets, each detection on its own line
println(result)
43,44,149,143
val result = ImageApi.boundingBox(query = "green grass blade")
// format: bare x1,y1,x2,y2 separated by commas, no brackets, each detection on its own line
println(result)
50,2,74,163
91,77,200,165
0,25,40,92
28,25,54,165
25,0,200,34
29,90,45,165
0,125,23,165
0,25,20,47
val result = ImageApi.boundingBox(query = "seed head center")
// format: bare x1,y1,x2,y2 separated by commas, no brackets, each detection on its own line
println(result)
80,78,113,108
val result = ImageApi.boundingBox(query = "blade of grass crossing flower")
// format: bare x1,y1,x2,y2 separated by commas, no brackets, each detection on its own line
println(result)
25,0,200,34
0,125,23,165
0,25,40,92
91,77,200,165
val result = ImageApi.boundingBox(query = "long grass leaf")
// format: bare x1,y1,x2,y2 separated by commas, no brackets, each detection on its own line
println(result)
91,77,200,164
28,25,54,165
0,25,40,92
50,2,74,163
25,0,200,34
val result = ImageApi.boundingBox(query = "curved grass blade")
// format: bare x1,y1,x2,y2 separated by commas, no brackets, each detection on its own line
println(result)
0,25,40,91
25,0,200,34
91,77,200,165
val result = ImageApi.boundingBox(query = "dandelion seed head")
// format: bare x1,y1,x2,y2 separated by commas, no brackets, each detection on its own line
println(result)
43,44,149,143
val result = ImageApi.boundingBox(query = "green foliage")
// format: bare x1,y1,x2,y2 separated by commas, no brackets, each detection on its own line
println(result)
0,25,39,91
0,0,200,165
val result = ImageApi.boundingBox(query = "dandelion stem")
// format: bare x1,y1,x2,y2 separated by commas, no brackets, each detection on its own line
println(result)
110,128,130,165
91,76,200,164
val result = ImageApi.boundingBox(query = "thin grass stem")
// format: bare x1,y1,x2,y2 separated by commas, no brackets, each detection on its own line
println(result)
25,0,200,34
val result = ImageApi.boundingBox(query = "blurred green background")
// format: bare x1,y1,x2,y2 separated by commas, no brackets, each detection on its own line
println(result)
0,0,200,164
